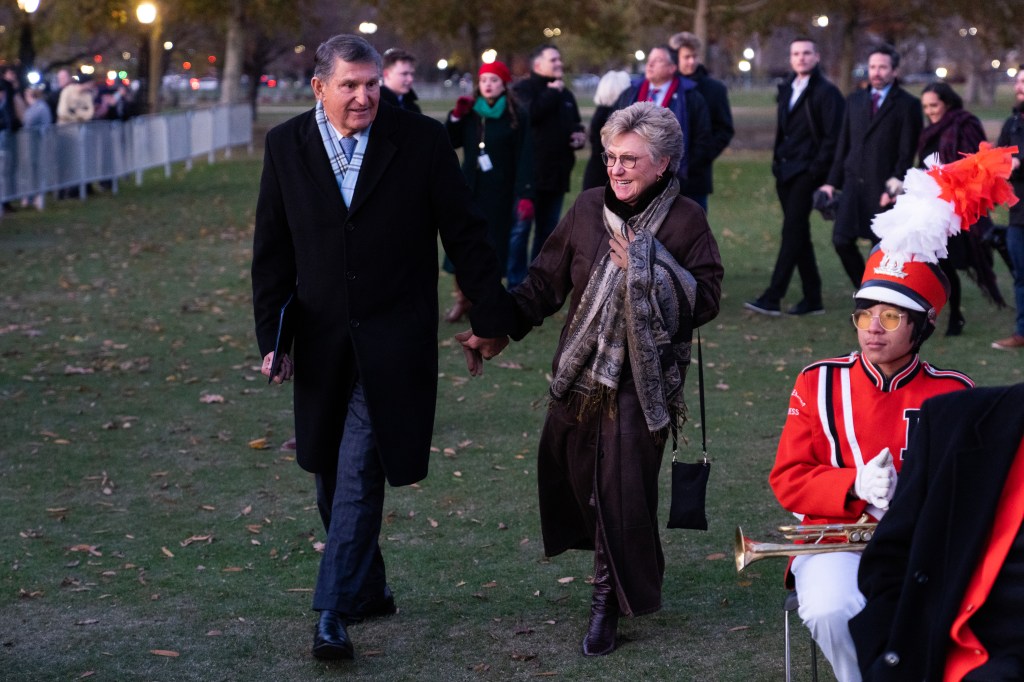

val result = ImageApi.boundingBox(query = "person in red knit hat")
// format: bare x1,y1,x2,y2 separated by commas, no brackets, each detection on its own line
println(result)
441,60,534,322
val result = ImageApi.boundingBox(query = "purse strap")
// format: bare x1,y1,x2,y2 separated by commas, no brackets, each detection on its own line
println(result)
672,329,708,465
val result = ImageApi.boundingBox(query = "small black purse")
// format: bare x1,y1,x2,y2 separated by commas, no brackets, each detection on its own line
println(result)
667,330,710,531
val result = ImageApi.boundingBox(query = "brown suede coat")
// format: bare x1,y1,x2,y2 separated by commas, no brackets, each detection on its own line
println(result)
510,187,723,615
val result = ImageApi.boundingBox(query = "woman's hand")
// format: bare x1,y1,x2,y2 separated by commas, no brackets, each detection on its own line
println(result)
452,96,474,120
608,227,636,270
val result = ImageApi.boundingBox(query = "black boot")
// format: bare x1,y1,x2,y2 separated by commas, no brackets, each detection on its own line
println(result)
946,309,965,337
582,532,619,656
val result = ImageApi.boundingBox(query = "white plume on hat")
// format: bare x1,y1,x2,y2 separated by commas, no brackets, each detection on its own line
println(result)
869,155,956,272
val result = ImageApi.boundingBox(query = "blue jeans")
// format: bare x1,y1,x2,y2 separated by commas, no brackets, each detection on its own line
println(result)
1008,225,1024,337
313,381,387,615
506,189,564,288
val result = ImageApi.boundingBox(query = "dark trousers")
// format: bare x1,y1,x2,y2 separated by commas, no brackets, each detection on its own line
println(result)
507,189,564,287
762,172,822,305
313,381,387,616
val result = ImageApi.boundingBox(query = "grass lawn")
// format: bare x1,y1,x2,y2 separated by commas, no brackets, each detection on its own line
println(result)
0,134,1020,681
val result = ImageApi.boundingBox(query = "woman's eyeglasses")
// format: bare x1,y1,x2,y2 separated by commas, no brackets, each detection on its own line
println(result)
601,152,638,169
851,309,905,331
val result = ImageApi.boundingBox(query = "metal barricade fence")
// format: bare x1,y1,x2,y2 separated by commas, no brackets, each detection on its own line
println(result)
0,103,253,212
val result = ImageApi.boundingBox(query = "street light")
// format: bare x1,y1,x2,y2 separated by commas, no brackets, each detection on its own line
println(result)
136,2,161,113
17,0,40,90
358,22,377,35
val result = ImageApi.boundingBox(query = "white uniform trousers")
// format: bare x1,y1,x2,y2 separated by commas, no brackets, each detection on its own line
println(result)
791,551,866,682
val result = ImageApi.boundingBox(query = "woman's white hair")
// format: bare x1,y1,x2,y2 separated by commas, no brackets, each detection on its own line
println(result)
600,102,683,171
593,70,632,107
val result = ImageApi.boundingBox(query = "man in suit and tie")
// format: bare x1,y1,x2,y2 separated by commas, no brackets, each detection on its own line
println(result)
819,44,922,289
745,37,844,316
251,34,513,660
613,45,713,206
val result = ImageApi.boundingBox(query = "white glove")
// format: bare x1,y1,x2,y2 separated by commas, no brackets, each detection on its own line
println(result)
885,177,903,197
854,448,897,510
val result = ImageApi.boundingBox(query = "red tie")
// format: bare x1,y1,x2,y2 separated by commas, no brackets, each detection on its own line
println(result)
648,88,659,103
871,92,880,116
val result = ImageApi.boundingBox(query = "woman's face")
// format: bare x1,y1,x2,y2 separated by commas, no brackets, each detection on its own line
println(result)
921,91,947,125
478,73,505,101
605,131,670,206
856,303,916,376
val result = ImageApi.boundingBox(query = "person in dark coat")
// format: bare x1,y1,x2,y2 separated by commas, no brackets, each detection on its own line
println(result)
992,68,1024,351
507,44,586,287
464,103,723,656
379,47,421,114
613,45,714,202
442,60,534,321
670,31,735,211
251,34,514,661
917,81,1004,336
581,70,631,191
851,383,1024,681
820,44,922,288
745,37,844,316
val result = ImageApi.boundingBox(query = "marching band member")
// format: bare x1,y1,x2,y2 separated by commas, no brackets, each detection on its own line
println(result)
768,143,1019,681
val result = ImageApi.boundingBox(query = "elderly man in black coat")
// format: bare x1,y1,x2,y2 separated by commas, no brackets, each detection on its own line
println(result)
819,44,922,288
251,34,513,660
851,383,1024,681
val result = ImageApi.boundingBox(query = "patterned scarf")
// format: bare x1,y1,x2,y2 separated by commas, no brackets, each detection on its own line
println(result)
315,100,355,179
550,175,698,433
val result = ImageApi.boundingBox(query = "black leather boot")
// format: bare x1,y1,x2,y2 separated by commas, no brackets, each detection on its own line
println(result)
582,531,619,656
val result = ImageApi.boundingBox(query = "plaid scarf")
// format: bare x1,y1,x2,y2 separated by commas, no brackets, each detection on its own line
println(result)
550,176,698,433
315,101,364,206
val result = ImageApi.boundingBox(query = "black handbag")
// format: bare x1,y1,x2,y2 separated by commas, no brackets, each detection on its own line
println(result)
667,330,710,531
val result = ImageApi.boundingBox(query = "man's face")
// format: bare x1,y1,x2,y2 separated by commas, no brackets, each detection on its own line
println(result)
1015,71,1024,104
533,48,563,79
677,47,698,77
789,41,819,77
383,60,415,95
311,58,380,137
868,52,896,90
645,48,676,86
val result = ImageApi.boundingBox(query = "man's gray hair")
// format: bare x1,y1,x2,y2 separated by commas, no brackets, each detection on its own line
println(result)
314,34,382,82
600,102,683,171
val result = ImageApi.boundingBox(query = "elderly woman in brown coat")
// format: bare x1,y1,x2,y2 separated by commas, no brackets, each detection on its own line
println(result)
464,102,723,655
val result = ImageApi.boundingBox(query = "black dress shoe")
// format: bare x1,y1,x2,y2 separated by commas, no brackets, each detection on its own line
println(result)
786,300,825,316
312,610,354,660
349,585,397,623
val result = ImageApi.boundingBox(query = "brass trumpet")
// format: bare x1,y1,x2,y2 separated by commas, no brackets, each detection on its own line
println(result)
735,516,877,573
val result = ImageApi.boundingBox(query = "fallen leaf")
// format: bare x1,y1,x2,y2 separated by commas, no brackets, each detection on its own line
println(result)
428,518,439,528
240,505,252,516
363,650,384,657
482,581,498,588
497,522,508,530
199,394,224,404
222,566,243,572
706,552,726,561
149,650,180,657
69,544,102,557
79,672,96,678
161,547,174,558
455,581,466,587
496,361,523,369
511,653,536,661
199,505,216,511
728,625,750,632
179,535,213,547
76,619,100,626
247,438,269,450
206,630,222,637
557,576,574,584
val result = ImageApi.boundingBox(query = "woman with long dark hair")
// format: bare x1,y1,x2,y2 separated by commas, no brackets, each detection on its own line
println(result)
917,81,1005,335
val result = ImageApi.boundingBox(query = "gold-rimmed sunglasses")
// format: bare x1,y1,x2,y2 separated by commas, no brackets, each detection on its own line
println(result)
851,309,905,331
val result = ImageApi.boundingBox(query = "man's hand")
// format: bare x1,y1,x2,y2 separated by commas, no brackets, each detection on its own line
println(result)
569,131,586,150
455,330,509,376
854,448,897,509
817,184,835,199
547,79,564,91
608,227,636,270
261,351,293,384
